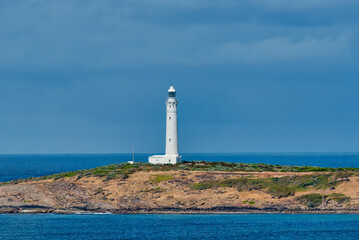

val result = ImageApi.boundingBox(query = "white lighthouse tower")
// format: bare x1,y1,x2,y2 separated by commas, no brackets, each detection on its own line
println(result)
149,86,182,164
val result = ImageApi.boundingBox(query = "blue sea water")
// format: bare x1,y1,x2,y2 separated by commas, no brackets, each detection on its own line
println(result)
0,214,358,240
0,153,359,182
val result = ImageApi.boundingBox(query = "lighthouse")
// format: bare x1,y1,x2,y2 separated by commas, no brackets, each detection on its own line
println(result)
149,86,182,164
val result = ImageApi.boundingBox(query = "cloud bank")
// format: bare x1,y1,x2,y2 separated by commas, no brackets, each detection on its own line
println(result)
0,0,358,153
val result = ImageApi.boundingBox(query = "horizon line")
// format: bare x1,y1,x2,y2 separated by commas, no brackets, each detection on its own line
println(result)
0,152,359,155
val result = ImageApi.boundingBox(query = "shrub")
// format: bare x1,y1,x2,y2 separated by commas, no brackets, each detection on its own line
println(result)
295,193,324,208
150,174,173,183
189,182,218,190
266,186,295,198
242,200,255,205
296,193,351,207
326,193,351,204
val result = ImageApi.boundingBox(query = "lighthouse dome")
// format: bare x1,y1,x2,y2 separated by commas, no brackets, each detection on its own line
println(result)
168,86,176,98
168,86,176,92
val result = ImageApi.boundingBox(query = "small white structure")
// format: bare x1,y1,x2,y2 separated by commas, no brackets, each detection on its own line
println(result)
149,86,182,164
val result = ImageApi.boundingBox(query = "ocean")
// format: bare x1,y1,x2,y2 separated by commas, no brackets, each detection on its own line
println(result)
1,153,359,239
0,214,358,240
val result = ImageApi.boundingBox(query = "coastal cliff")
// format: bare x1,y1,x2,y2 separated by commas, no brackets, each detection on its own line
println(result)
1,162,358,214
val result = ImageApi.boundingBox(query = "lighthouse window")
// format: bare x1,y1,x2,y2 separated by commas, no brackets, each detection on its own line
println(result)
169,92,175,97
169,138,171,141
169,117,171,120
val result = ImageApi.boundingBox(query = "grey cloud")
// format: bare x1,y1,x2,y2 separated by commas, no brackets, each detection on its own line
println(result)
201,32,351,65
253,0,359,10
1,0,359,153
0,20,352,70
0,0,357,71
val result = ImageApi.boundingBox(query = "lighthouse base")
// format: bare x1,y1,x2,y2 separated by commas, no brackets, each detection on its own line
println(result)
148,154,182,165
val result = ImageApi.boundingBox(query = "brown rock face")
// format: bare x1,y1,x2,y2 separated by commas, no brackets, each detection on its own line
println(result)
1,170,359,214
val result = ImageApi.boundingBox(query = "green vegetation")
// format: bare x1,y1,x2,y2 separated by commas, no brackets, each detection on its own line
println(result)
295,193,351,208
150,174,173,183
326,193,351,204
1,161,358,186
242,200,256,205
189,173,349,198
174,161,359,173
296,193,324,207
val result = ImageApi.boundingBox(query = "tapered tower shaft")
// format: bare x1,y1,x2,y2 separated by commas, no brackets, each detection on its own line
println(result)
165,86,179,155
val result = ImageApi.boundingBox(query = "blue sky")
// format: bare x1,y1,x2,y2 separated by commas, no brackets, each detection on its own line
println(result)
0,0,359,153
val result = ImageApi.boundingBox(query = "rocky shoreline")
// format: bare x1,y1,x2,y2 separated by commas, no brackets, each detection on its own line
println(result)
2,206,359,214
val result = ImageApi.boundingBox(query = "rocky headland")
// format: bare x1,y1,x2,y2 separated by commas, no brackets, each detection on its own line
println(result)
1,162,358,214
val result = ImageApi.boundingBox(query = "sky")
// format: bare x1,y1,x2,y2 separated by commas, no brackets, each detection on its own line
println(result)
0,0,359,154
